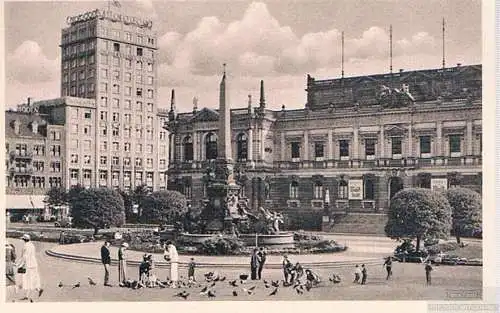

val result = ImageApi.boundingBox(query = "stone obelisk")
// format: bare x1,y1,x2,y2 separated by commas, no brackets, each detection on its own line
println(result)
204,64,240,232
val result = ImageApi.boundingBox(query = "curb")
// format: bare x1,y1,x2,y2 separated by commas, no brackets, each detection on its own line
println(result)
45,249,382,269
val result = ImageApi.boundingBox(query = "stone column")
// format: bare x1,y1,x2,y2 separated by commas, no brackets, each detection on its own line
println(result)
436,122,442,156
466,120,473,155
379,125,385,158
352,128,359,159
248,128,253,161
169,133,175,163
281,132,286,161
260,127,265,160
304,130,309,160
407,123,413,157
327,129,333,160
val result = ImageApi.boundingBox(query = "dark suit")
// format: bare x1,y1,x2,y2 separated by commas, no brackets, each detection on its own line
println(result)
101,245,111,285
250,253,260,280
257,251,266,280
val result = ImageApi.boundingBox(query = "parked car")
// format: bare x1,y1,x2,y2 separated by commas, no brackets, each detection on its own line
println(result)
394,250,428,263
55,217,72,228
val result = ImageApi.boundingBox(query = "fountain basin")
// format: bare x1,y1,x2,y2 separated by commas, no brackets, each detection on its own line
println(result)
239,233,295,248
179,232,295,248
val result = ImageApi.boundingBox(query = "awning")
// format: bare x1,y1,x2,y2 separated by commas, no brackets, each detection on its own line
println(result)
5,195,46,210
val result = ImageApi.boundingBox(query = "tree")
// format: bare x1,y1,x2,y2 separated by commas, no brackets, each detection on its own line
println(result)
70,187,126,235
385,188,452,251
131,184,151,222
118,190,136,223
445,187,482,244
44,186,68,207
140,190,188,225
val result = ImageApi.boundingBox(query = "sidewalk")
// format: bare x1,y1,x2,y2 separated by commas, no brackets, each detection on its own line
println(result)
47,241,387,269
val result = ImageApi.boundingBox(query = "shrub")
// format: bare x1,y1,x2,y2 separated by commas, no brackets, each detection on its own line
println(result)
199,236,245,255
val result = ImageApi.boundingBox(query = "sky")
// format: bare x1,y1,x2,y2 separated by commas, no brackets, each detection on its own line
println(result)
4,0,482,112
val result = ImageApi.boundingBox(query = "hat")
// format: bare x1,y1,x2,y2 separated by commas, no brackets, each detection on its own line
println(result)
121,242,129,248
21,234,30,241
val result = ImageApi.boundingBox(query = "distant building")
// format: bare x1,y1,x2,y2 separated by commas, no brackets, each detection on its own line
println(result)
166,65,482,231
5,108,65,221
59,8,166,191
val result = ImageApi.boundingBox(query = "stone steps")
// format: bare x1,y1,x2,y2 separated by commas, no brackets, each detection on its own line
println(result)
327,213,388,235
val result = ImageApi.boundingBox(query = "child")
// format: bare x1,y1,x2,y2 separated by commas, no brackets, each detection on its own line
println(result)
353,264,361,284
188,258,196,282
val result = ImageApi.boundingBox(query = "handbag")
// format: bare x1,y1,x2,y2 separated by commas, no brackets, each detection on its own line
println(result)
17,266,26,274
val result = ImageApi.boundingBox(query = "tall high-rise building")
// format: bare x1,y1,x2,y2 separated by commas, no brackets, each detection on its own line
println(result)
60,9,166,191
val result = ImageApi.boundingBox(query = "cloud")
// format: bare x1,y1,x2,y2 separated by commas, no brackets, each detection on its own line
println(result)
158,2,441,79
6,40,59,84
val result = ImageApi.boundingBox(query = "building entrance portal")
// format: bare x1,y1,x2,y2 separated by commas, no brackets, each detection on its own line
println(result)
389,177,404,200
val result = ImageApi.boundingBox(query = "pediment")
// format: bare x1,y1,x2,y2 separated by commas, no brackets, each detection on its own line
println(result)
385,124,407,136
190,108,219,123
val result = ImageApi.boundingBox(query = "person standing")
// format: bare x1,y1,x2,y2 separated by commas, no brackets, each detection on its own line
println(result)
361,264,367,285
383,256,393,280
100,241,112,287
164,241,179,288
250,248,260,280
188,258,196,282
118,242,129,286
425,261,433,285
282,255,293,284
353,264,361,284
6,243,18,296
16,234,43,301
257,247,266,280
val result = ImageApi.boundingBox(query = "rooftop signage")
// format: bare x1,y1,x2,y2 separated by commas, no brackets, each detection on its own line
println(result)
66,9,153,29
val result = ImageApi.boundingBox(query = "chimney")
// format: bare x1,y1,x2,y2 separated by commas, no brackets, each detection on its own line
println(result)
27,97,31,105
399,69,404,73
456,63,462,68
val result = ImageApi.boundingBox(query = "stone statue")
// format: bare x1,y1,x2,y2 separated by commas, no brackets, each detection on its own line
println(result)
258,207,283,234
264,180,270,199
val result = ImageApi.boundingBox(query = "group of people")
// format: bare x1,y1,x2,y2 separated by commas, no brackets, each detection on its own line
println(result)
5,234,44,302
282,255,321,287
250,247,267,280
100,240,183,289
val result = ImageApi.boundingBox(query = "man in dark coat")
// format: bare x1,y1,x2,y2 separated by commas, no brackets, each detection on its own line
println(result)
361,264,367,285
101,241,112,286
250,249,260,280
425,261,433,285
383,256,393,280
257,247,266,280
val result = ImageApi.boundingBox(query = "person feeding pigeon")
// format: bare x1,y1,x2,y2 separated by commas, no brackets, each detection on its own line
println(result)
164,241,179,288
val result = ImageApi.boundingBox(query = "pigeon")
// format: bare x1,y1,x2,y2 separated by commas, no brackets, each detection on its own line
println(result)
207,290,216,298
248,286,256,291
296,288,304,295
30,299,34,303
229,280,238,287
271,280,280,288
305,284,312,292
269,287,278,296
232,290,238,296
210,282,216,288
72,282,80,289
58,282,63,288
264,282,270,288
88,277,97,286
213,276,220,282
239,274,249,280
220,276,226,282
175,291,189,300
199,286,209,294
242,287,254,295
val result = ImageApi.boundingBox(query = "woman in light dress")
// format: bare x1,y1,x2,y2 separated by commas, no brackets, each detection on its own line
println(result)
164,241,179,288
118,242,129,286
16,234,43,301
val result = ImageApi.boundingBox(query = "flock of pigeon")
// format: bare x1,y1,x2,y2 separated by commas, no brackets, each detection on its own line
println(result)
56,271,341,300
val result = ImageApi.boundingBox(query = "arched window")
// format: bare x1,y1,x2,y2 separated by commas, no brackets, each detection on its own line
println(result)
364,179,375,200
205,132,217,160
313,181,323,199
290,181,299,199
183,136,193,162
338,179,348,199
237,133,248,161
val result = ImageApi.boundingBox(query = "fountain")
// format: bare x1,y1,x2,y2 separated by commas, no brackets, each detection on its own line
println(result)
180,65,294,248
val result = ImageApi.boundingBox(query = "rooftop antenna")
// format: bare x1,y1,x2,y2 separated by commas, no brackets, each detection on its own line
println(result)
389,24,393,74
341,31,345,79
442,18,446,70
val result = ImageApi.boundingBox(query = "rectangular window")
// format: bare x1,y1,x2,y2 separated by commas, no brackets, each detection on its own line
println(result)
124,100,132,110
136,101,143,111
70,169,79,179
100,156,107,165
147,63,153,72
101,96,108,107
124,157,131,166
136,88,143,97
314,142,324,159
112,70,120,80
449,135,462,155
83,125,91,135
101,127,107,136
112,142,119,151
136,74,143,84
365,139,376,158
113,56,120,66
100,141,107,151
125,72,131,82
146,144,153,154
137,48,143,56
124,127,131,138
83,155,91,164
101,54,108,65
70,154,78,164
391,137,402,156
135,158,142,166
147,76,154,85
112,157,119,166
112,112,119,122
147,103,154,112
112,128,119,137
136,61,143,70
125,86,131,96
291,142,300,159
112,84,120,94
83,140,91,151
124,142,131,152
100,111,107,121
137,144,143,153
420,136,431,155
146,158,153,167
113,43,120,52
339,140,349,158
71,124,79,134
147,89,154,98
112,98,120,108
125,59,132,68
83,169,91,180
100,82,108,93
